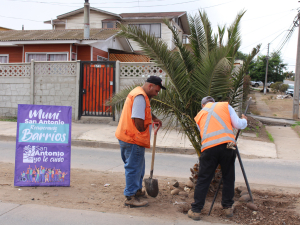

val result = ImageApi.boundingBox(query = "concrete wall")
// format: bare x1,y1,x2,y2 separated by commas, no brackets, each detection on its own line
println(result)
0,61,80,119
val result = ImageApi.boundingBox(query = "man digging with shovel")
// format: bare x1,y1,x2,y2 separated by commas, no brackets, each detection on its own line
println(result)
115,76,165,208
188,96,247,220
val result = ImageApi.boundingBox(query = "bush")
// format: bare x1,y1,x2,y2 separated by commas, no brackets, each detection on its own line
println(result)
270,82,288,94
270,82,282,93
279,84,288,94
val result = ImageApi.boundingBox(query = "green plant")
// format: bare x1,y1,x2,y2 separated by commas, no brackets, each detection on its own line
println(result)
256,132,259,137
266,131,274,142
279,84,289,93
0,117,17,122
291,121,300,128
109,10,260,156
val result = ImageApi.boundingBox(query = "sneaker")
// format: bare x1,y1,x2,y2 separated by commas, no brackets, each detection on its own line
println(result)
135,188,146,197
124,196,148,208
223,206,235,217
188,209,201,221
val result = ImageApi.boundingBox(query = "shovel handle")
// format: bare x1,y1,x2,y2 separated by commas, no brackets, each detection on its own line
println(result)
152,122,161,135
150,123,160,179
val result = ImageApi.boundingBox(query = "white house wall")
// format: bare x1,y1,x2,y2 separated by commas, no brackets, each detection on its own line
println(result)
122,21,175,51
64,11,119,29
90,38,125,52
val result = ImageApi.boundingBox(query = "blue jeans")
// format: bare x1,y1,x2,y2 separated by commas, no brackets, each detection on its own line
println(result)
119,140,145,197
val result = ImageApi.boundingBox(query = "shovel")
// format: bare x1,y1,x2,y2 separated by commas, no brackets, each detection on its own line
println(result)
144,122,160,198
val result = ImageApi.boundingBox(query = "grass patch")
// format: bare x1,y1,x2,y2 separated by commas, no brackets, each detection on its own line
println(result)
266,131,274,142
291,121,300,128
244,127,250,131
0,117,17,122
256,133,259,137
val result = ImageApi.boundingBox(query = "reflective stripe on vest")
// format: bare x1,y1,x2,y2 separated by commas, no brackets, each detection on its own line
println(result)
201,103,235,150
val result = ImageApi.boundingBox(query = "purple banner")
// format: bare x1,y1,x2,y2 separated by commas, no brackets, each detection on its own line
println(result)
14,104,72,187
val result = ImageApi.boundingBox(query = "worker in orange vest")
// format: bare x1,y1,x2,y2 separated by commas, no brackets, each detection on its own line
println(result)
115,76,166,208
188,96,247,220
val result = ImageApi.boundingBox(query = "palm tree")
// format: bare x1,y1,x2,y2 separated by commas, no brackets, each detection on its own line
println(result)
108,10,260,157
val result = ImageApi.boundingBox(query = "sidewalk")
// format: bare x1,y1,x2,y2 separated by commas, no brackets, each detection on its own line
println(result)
0,119,299,159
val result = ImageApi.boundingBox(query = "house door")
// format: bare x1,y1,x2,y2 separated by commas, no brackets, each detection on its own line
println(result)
79,61,115,120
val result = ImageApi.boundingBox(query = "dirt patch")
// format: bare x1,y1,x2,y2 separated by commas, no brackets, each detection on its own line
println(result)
292,125,300,138
248,90,296,119
240,116,271,143
1,162,300,224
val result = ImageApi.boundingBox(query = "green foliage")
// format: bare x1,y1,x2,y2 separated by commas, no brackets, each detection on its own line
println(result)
110,10,260,156
0,117,17,122
235,51,248,62
279,84,289,93
266,131,274,142
291,121,300,128
270,82,288,94
249,52,287,84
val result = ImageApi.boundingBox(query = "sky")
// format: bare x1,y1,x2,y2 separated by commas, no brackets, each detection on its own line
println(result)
1,0,299,72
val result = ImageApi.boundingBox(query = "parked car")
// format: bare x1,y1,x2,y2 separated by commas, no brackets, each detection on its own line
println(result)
267,81,274,87
286,84,295,96
250,81,263,87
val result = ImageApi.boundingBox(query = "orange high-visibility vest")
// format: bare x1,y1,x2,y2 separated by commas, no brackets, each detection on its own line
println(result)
115,86,152,148
194,102,235,152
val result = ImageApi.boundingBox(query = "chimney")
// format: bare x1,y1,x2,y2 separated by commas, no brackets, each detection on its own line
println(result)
22,25,24,30
84,0,90,39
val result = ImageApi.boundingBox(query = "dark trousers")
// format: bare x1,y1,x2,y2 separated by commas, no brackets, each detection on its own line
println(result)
191,143,236,213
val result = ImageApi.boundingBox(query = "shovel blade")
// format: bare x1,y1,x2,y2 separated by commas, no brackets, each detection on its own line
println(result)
144,178,159,198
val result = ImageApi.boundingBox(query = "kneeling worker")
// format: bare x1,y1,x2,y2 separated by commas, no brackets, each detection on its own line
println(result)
115,76,166,207
188,96,247,220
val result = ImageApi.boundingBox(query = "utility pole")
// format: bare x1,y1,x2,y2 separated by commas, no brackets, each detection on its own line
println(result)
293,12,300,120
264,43,270,95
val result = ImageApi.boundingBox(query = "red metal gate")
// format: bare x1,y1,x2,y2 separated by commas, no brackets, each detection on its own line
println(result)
79,61,115,119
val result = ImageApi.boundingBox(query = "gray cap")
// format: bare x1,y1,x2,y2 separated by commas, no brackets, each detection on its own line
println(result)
201,96,215,107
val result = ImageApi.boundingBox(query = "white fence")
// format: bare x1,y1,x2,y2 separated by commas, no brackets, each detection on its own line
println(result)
0,61,80,119
115,62,167,94
0,60,164,120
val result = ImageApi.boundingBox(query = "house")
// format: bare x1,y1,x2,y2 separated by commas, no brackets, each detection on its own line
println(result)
0,29,132,63
0,2,190,64
44,5,191,52
0,26,12,31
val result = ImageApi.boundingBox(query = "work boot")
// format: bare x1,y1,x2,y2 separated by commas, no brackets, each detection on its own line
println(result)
223,205,235,217
135,188,146,197
124,196,148,208
187,209,201,221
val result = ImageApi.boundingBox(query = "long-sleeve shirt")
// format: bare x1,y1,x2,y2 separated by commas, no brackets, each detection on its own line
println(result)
197,104,247,132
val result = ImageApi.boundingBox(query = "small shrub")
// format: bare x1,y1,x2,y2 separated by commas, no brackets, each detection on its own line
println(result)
279,84,289,94
270,82,288,94
0,117,17,122
291,121,300,128
266,131,274,142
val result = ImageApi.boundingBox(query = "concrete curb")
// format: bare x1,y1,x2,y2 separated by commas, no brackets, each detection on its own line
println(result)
0,135,197,155
248,115,296,126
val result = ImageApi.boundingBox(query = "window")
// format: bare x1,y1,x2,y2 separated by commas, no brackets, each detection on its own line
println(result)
0,54,9,63
102,22,116,29
129,24,161,38
97,56,108,61
26,53,68,62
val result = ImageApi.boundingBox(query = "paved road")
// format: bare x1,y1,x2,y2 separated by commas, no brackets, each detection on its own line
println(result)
1,141,300,188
